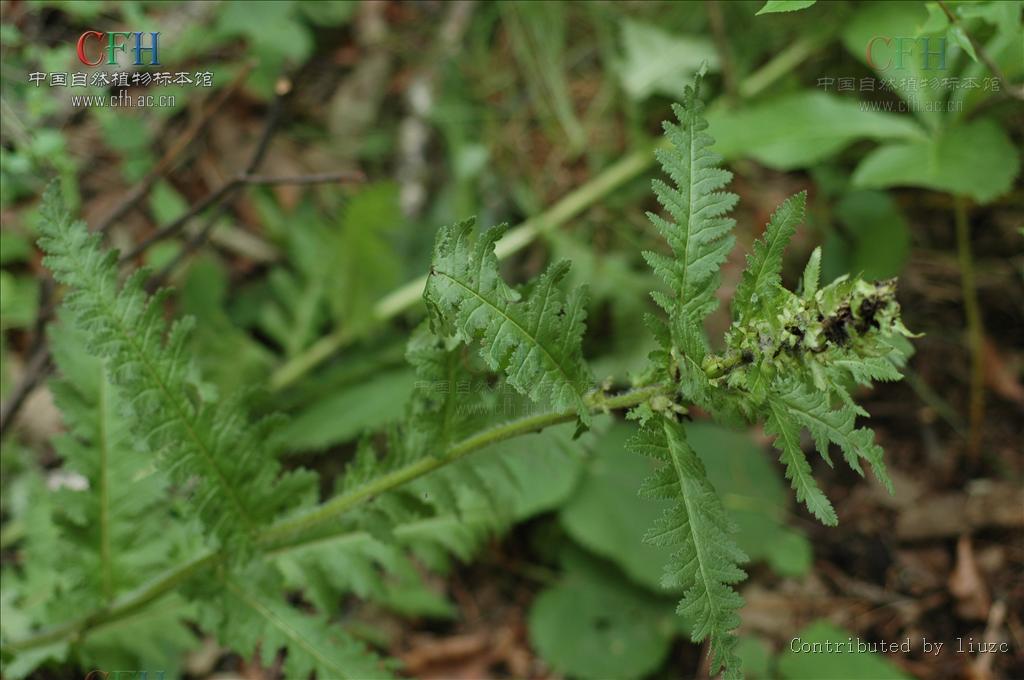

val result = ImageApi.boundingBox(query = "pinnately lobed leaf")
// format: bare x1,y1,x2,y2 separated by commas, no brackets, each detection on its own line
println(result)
10,65,919,680
48,320,174,609
764,399,838,526
199,564,391,680
631,417,747,679
36,185,314,554
732,191,807,321
424,218,593,425
631,71,914,679
644,70,738,332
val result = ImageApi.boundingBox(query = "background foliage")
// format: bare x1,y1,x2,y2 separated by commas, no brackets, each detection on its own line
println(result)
1,1,1021,679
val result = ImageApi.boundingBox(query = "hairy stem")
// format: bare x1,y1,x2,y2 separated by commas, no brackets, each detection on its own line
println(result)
259,384,666,543
2,383,669,654
954,195,984,459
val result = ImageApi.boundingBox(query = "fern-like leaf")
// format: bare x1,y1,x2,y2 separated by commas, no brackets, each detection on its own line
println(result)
764,400,838,526
800,246,821,299
773,379,892,493
424,218,593,424
199,565,392,680
732,191,807,321
644,72,738,329
276,323,527,617
37,186,313,551
276,500,496,616
48,319,173,608
630,416,747,677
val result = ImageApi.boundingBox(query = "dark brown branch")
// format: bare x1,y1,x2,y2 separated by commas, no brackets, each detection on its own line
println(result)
0,74,362,439
132,171,366,288
119,181,238,262
0,75,254,439
0,345,52,440
95,63,254,236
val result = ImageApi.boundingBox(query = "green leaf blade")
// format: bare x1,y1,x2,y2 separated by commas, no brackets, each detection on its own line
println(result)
733,191,807,321
629,417,747,676
646,74,739,333
765,401,839,526
424,219,593,424
37,185,313,552
756,1,817,15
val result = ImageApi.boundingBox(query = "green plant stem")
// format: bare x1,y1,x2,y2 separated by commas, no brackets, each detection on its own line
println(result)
258,383,666,543
954,195,985,459
6,35,825,650
1,383,670,655
738,29,831,100
268,147,656,392
1,550,219,652
267,35,825,393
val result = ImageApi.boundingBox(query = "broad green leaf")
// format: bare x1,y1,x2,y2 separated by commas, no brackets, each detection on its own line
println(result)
0,231,32,264
560,423,670,591
0,271,38,329
528,548,676,680
180,257,276,398
918,3,950,34
279,368,416,452
950,18,1023,116
707,92,926,170
825,190,911,281
298,0,356,26
756,1,817,15
687,423,813,578
947,25,979,62
216,1,313,96
957,0,1021,34
561,423,813,590
631,418,747,675
482,423,584,520
328,182,403,335
616,20,718,101
148,180,189,225
852,119,1020,203
779,621,914,679
841,2,950,129
736,636,775,679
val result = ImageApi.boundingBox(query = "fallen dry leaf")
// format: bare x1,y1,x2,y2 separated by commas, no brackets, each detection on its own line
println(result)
966,600,1008,680
948,535,991,620
982,336,1024,405
896,482,1024,540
